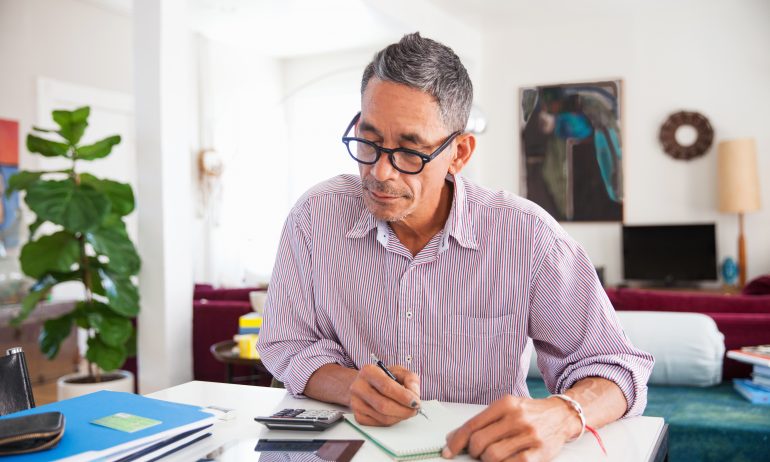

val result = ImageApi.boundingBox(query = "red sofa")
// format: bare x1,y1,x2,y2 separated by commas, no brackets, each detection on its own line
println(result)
192,284,267,383
606,287,770,379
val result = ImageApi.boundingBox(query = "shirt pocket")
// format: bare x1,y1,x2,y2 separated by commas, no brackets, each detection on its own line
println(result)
432,313,520,403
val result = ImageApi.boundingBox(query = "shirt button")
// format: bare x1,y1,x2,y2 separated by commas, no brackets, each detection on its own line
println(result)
405,355,412,363
406,311,413,319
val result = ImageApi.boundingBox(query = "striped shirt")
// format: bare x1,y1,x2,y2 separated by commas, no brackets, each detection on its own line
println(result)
258,174,654,416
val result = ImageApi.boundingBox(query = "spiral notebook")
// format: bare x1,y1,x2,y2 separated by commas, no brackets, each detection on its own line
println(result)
344,400,478,461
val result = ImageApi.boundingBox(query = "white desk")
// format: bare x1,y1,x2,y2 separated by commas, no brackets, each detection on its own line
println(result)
147,381,667,462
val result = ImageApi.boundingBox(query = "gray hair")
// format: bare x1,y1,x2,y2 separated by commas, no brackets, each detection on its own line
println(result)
361,32,473,133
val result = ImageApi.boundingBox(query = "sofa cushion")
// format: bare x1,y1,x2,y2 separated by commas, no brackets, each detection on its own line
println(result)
743,275,770,295
605,287,770,314
192,300,253,382
193,287,265,302
528,311,724,386
605,287,770,379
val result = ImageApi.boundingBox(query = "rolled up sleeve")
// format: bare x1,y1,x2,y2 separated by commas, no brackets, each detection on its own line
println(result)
528,235,654,417
257,205,354,397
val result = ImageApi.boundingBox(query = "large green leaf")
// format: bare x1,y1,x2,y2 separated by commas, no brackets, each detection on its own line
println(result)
76,135,120,161
27,134,70,158
87,258,107,296
6,171,44,197
97,268,139,317
86,336,126,372
80,174,134,216
83,301,132,347
25,179,110,233
53,107,89,145
11,272,79,326
39,314,74,359
87,218,140,276
20,231,81,279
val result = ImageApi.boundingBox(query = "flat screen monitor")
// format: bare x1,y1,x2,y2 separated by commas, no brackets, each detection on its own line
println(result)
622,224,717,284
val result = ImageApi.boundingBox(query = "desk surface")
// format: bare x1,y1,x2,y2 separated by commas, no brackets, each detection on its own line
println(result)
147,381,666,462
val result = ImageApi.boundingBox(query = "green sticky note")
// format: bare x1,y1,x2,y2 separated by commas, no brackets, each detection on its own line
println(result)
91,412,162,433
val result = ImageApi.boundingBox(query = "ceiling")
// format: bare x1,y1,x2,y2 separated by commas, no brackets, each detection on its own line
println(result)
84,0,512,57
186,0,405,57
432,0,639,27
88,0,512,58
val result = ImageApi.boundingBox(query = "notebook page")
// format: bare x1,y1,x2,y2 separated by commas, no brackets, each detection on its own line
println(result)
344,401,472,460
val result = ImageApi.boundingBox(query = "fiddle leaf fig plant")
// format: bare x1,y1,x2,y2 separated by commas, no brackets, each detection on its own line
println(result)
8,106,140,380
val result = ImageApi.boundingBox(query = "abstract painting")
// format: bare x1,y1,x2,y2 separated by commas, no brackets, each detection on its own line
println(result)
0,119,21,250
519,80,623,222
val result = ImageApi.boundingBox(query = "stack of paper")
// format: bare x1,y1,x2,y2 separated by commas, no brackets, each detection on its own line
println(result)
0,390,216,461
728,346,770,405
751,364,770,389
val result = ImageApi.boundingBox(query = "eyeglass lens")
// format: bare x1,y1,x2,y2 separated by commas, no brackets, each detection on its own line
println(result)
346,140,424,173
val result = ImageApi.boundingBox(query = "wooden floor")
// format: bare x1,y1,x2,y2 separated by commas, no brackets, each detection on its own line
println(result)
29,357,98,405
32,380,59,405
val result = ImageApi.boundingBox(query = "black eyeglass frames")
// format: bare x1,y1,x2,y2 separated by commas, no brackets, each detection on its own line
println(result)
341,112,461,175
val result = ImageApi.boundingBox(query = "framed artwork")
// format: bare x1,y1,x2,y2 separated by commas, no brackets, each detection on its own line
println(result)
519,80,623,222
0,118,21,250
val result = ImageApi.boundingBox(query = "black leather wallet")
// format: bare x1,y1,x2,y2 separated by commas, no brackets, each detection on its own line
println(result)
0,412,65,455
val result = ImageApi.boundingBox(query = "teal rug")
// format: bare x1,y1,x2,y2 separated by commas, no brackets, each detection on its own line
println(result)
526,379,770,462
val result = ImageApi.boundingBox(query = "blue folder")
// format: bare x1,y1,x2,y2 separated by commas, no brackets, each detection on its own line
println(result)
0,390,215,461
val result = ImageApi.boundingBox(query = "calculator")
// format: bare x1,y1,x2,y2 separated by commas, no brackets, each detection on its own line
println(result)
254,408,345,431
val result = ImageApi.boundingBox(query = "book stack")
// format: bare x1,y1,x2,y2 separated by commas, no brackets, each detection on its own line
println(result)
727,345,770,405
234,313,262,359
0,390,216,461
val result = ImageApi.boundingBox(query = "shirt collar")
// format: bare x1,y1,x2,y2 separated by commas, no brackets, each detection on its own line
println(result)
346,174,479,252
443,173,479,252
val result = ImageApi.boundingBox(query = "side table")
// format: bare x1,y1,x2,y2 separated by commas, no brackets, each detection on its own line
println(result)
209,340,271,385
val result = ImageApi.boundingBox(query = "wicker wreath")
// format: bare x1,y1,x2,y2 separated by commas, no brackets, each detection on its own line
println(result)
658,111,714,160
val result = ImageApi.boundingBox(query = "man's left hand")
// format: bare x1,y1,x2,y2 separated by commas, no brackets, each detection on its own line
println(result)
442,395,582,462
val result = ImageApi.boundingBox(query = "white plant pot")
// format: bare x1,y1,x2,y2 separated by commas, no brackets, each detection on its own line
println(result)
57,370,135,401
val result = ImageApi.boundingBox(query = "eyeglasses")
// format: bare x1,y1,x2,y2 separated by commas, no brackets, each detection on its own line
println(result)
341,112,461,175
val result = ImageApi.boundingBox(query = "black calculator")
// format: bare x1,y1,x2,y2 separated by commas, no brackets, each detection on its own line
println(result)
254,408,344,431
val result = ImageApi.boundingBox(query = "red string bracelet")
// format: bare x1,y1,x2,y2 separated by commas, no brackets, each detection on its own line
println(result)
551,395,608,456
585,425,608,456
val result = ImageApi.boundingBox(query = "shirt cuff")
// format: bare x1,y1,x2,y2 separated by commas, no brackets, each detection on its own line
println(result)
282,340,355,398
554,359,649,418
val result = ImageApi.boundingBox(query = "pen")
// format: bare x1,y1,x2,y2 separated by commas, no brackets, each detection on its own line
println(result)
370,353,429,420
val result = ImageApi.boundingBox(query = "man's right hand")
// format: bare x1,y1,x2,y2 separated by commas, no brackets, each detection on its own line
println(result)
348,364,421,426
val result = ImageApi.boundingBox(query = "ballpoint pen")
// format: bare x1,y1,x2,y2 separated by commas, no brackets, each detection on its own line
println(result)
370,353,429,420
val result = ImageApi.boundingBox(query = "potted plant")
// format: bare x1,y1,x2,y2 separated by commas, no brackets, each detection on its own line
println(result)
8,106,140,399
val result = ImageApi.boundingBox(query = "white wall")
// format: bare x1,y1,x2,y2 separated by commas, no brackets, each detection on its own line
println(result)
0,0,133,168
195,46,373,285
281,49,372,203
475,0,770,284
194,39,291,286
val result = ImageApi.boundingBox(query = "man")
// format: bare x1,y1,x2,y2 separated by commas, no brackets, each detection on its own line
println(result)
258,32,653,461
